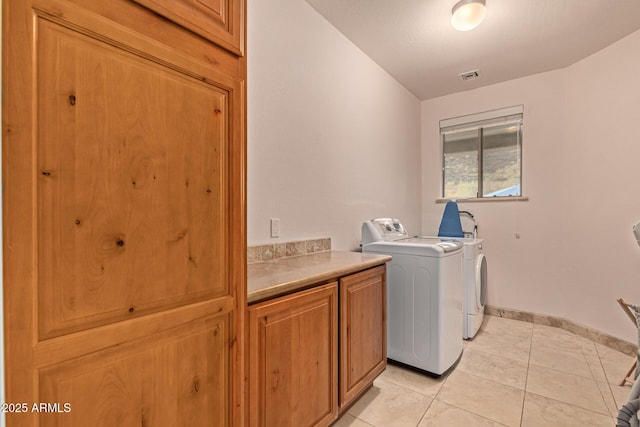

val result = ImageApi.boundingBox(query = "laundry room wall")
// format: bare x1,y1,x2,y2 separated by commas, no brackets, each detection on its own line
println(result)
421,29,640,343
247,0,422,250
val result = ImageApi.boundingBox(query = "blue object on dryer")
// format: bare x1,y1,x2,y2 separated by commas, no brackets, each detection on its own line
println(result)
438,201,464,238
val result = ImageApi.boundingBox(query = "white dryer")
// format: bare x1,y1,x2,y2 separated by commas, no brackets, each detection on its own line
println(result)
461,239,487,339
361,219,464,376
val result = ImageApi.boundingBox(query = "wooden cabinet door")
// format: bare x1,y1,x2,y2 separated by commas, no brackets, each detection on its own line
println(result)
36,17,235,340
3,0,245,425
248,284,338,427
38,314,233,427
339,266,387,409
132,0,244,55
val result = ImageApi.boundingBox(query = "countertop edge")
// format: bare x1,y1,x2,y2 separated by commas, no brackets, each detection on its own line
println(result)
247,251,391,305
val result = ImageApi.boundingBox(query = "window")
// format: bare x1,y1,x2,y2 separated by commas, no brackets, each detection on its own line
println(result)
441,106,523,199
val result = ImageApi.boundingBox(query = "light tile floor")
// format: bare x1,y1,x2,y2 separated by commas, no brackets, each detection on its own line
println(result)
334,314,636,427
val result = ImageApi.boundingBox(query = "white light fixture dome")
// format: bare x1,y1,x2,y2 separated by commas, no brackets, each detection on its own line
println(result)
451,0,486,31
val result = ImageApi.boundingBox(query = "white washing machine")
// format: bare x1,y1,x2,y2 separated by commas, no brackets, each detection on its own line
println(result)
422,236,487,339
460,239,487,339
361,219,464,376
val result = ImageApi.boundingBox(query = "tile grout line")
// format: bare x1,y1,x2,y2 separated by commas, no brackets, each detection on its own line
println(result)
380,368,448,426
518,322,535,427
414,395,435,427
349,316,625,426
415,356,458,426
417,352,459,426
414,365,514,427
355,376,438,427
594,343,624,422
524,325,616,420
524,390,621,421
434,368,525,424
522,363,621,418
584,344,616,420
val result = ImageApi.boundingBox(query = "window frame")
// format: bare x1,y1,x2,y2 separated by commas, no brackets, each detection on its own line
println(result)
440,106,525,202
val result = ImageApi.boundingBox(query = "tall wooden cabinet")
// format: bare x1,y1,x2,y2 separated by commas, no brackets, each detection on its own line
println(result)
3,0,246,425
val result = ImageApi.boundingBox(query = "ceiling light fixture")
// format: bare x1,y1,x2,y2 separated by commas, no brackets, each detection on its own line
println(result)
451,0,486,32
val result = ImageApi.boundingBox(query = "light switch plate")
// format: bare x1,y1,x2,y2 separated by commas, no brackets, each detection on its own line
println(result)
270,218,280,238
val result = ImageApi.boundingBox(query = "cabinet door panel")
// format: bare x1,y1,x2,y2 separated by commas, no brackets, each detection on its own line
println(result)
340,266,387,408
248,284,338,427
38,314,230,426
37,18,230,339
132,0,244,55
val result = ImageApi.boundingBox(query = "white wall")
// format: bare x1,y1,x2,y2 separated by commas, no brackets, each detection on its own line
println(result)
247,0,421,250
248,0,639,343
561,30,640,341
421,30,640,343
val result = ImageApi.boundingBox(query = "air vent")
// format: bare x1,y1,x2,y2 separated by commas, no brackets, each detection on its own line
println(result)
459,70,480,81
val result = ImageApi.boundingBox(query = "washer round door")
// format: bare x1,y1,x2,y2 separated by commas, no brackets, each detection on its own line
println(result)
475,254,487,309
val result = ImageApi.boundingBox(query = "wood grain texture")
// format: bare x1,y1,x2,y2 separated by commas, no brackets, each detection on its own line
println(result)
3,0,246,425
248,283,338,427
36,17,230,339
3,0,38,422
339,266,387,410
132,0,244,56
38,313,231,426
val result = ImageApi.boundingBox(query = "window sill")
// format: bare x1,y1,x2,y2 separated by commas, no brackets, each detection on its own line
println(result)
436,196,529,204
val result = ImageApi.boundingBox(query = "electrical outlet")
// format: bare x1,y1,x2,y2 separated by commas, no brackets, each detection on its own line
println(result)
270,218,280,238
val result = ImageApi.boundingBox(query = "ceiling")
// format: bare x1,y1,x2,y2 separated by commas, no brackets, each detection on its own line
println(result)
304,0,640,100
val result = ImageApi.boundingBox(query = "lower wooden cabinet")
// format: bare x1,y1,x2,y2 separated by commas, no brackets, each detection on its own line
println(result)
247,265,387,426
339,266,387,409
248,283,338,427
